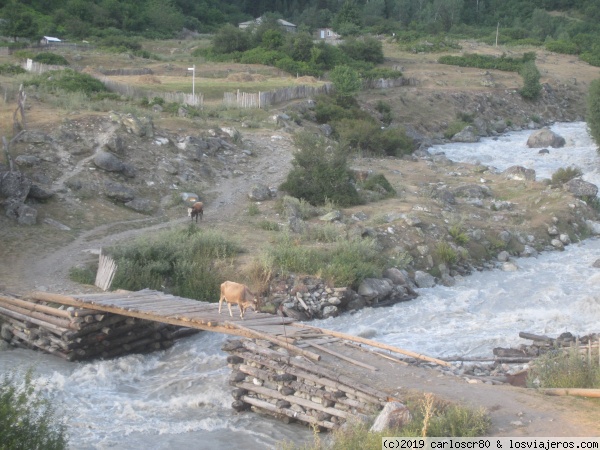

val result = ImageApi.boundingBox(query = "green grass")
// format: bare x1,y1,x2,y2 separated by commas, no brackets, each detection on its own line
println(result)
284,393,490,450
68,266,96,285
261,233,386,289
527,347,600,389
107,225,242,301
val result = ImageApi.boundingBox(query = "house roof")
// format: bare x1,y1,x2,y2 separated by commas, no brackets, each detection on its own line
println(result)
43,36,62,42
239,18,296,28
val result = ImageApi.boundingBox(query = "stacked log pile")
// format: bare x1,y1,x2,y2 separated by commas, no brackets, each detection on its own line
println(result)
0,294,197,361
222,338,390,430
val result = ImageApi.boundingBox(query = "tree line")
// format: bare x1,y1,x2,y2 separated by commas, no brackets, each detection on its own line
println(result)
1,0,599,41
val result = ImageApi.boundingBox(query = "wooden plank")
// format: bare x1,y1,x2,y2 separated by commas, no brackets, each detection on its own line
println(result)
225,322,320,361
240,396,336,430
0,295,72,319
290,323,451,367
237,382,352,419
306,341,378,371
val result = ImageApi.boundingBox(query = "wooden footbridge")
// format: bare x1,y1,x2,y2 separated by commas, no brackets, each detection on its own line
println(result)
0,288,451,430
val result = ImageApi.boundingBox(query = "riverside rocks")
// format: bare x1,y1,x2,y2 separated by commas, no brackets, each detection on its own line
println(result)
266,273,418,320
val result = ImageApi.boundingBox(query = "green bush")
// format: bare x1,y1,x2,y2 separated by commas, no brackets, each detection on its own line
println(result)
527,347,600,389
0,63,26,75
32,52,69,66
519,61,542,100
98,35,142,52
25,69,108,95
69,266,96,285
0,369,68,450
361,174,396,197
335,119,414,157
550,167,583,186
438,52,535,72
108,225,242,301
258,220,280,231
587,79,600,148
545,40,579,55
444,121,469,139
339,36,384,64
280,132,361,207
449,225,470,245
435,241,459,265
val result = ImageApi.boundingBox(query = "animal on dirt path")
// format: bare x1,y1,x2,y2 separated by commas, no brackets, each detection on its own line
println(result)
188,202,203,223
218,281,258,319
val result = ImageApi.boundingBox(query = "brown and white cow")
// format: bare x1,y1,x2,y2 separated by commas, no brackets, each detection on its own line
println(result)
188,202,203,223
218,281,258,319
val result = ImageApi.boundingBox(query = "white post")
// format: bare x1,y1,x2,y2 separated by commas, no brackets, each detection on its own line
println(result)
496,22,499,47
188,64,196,99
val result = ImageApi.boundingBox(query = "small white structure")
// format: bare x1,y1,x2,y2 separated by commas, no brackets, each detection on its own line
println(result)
239,17,296,33
40,36,62,45
318,28,340,40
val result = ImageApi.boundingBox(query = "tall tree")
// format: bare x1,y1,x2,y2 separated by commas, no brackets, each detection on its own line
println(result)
0,1,38,41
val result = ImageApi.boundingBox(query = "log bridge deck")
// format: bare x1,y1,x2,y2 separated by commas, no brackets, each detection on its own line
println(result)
1,288,451,430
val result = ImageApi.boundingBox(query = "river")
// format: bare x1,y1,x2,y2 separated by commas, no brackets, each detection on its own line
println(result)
1,122,599,449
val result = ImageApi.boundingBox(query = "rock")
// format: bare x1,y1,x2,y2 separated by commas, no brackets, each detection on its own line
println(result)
248,184,272,201
503,166,536,181
0,171,31,202
593,259,600,268
319,210,342,222
121,113,154,137
346,294,367,311
414,271,435,288
15,130,52,144
551,239,564,250
43,218,71,230
94,151,125,172
104,134,125,155
124,198,156,213
520,245,538,257
559,234,571,245
586,220,600,235
14,155,41,167
564,179,598,198
452,184,491,198
526,128,565,148
538,148,549,155
321,305,339,319
27,184,54,200
370,402,412,432
497,251,510,262
451,126,480,143
357,278,393,301
382,268,412,287
103,181,135,202
281,305,310,321
5,201,37,225
501,262,518,271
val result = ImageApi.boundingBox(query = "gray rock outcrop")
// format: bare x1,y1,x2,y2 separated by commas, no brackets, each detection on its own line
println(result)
526,128,565,148
564,178,598,198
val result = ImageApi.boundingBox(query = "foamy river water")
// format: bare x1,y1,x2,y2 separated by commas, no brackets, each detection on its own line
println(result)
1,122,599,449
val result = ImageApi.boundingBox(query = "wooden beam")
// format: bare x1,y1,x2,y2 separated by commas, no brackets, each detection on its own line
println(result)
290,323,451,367
306,341,378,371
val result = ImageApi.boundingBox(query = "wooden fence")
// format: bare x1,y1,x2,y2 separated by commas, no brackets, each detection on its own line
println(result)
223,83,334,109
363,77,418,89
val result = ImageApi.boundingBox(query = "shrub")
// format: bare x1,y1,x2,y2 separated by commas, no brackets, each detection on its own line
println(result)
449,225,470,245
108,226,242,301
545,40,579,55
25,69,108,95
69,266,96,285
339,36,384,64
335,119,414,157
444,121,469,139
435,241,458,265
98,35,142,52
314,96,356,123
0,63,26,75
329,65,362,99
527,347,600,389
247,203,260,216
0,369,68,450
550,167,583,187
280,132,361,207
519,61,542,100
32,52,69,66
361,174,396,198
587,79,600,148
258,220,280,231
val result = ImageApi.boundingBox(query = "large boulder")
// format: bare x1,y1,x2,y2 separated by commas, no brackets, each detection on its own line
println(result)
564,178,598,198
104,181,135,202
5,200,37,225
357,278,393,302
248,183,272,201
503,166,536,181
0,171,31,202
370,402,412,432
451,126,480,143
526,128,566,148
94,151,125,172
